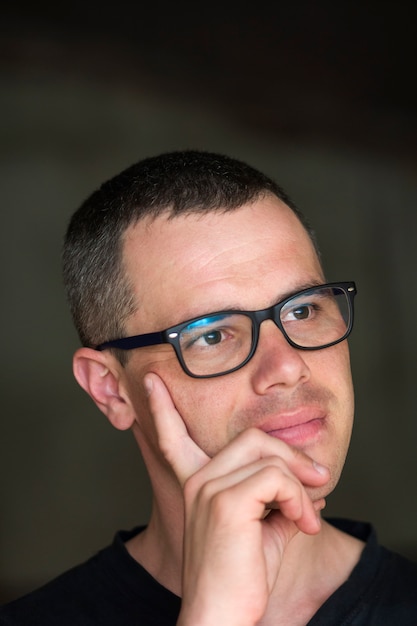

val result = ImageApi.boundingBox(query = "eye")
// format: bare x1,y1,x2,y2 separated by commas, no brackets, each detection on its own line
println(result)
179,313,251,355
187,327,231,349
180,316,232,351
291,304,313,320
197,329,223,346
282,301,320,324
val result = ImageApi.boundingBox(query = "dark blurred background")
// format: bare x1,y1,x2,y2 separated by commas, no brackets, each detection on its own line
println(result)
1,1,417,603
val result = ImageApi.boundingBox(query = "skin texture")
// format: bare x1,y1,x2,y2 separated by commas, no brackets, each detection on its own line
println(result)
73,195,360,625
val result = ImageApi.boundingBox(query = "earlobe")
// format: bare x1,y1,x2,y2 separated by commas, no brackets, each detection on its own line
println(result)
73,347,136,431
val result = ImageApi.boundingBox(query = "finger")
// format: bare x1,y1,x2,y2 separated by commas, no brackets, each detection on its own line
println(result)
189,455,300,511
144,372,209,485
189,427,329,489
193,462,321,535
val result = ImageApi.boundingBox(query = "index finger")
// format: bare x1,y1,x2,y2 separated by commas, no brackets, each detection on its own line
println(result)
144,372,209,485
185,427,329,490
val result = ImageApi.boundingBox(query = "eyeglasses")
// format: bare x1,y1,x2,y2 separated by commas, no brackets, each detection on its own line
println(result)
96,281,356,378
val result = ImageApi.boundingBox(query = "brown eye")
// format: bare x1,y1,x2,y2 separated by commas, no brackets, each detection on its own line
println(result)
292,305,312,320
202,330,223,345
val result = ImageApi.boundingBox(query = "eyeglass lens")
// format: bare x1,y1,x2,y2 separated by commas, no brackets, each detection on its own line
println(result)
178,286,351,376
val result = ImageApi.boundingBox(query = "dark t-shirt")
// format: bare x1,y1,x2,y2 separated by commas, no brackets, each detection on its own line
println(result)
1,519,416,625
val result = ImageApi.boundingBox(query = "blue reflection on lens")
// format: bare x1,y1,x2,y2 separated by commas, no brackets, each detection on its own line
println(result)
185,314,230,331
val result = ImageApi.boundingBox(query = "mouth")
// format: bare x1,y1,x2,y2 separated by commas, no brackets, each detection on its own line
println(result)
266,418,325,445
258,410,326,446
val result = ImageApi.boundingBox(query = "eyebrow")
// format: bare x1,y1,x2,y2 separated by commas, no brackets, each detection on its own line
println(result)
178,279,326,322
274,279,326,305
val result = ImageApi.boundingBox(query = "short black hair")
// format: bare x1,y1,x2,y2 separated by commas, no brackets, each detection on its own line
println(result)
62,150,318,361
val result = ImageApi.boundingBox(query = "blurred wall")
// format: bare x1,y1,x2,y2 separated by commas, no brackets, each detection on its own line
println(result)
1,3,417,602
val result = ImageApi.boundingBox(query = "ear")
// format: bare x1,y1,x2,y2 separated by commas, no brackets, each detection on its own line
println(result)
73,347,136,431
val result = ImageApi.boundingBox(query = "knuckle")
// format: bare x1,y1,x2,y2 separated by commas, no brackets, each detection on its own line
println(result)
183,474,235,520
209,489,235,519
238,426,265,447
261,464,283,481
183,472,220,504
183,472,201,501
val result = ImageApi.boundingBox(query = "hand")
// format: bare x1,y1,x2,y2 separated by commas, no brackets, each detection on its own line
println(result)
144,373,329,626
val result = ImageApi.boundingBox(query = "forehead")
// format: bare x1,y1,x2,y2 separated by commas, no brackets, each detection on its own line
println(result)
122,196,323,330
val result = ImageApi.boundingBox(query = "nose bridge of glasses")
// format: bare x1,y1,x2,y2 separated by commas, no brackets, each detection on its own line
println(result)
254,305,288,342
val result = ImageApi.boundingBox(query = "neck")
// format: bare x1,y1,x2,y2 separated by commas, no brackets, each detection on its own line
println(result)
127,514,364,624
126,480,186,596
257,519,365,625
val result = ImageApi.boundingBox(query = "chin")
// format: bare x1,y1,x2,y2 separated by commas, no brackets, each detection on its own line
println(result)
307,466,343,504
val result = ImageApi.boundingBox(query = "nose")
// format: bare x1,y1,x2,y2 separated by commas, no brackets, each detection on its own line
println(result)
249,320,311,394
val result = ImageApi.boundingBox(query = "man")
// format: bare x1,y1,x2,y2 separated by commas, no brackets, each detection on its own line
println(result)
1,150,416,624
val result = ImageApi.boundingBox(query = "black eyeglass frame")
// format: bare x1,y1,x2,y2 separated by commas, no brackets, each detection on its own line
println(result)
96,281,357,378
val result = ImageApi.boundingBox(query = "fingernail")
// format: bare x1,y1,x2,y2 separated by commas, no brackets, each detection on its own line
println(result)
313,461,328,476
144,376,153,396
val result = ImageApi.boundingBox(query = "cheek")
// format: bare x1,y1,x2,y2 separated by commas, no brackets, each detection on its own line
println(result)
339,349,354,414
323,346,355,449
316,342,353,403
124,351,243,458
310,344,354,476
124,348,180,430
165,374,239,456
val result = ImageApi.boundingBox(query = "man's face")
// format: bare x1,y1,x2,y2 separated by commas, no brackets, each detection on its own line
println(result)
121,195,354,498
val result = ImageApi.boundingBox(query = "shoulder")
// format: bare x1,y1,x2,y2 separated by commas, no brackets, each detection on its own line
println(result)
321,518,417,624
0,527,180,626
376,544,417,595
0,540,115,625
328,516,417,587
